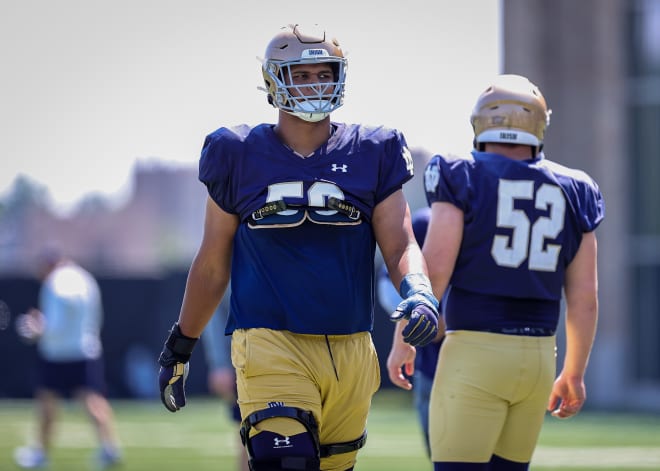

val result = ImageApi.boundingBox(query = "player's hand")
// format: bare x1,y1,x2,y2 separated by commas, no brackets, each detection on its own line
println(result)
15,309,44,344
547,372,586,419
158,323,198,412
208,367,236,402
399,304,439,347
390,273,440,347
386,336,416,391
159,362,189,412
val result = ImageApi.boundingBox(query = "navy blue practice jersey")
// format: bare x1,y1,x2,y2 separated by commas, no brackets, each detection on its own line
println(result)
199,122,414,335
424,151,605,331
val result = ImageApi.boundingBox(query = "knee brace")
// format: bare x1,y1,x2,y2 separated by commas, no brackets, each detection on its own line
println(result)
240,406,320,470
240,406,368,470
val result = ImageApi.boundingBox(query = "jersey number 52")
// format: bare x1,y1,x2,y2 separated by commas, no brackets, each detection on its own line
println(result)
491,179,565,272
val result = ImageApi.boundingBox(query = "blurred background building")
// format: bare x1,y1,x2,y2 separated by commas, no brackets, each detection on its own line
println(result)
1,0,659,411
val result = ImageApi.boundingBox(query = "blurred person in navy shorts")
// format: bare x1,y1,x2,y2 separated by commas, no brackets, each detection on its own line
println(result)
14,248,122,469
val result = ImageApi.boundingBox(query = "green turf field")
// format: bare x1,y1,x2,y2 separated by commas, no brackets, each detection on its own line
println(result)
2,389,659,470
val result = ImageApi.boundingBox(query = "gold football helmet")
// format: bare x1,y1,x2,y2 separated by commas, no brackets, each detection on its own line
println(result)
470,74,551,149
260,24,347,122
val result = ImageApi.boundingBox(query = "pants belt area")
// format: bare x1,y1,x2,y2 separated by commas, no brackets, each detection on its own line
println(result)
482,327,555,337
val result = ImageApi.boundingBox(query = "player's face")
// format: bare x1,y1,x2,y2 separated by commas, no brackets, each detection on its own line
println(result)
285,63,335,98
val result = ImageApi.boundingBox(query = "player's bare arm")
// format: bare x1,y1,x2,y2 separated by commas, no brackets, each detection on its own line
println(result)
373,190,442,347
177,196,238,338
422,201,463,305
549,231,599,418
372,190,420,287
158,197,239,413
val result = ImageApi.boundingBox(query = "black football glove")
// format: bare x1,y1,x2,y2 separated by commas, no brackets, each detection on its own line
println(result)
389,273,440,347
158,323,198,412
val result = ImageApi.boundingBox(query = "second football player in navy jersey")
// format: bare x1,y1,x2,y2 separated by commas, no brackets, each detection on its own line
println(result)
157,24,440,471
420,74,604,471
427,151,602,333
383,207,444,459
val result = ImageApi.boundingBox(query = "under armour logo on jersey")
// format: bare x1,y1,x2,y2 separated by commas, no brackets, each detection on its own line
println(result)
273,436,292,448
331,164,348,172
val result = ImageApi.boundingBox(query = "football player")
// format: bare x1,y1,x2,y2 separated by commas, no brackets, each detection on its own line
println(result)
420,74,605,470
157,23,441,471
201,286,249,471
383,206,444,459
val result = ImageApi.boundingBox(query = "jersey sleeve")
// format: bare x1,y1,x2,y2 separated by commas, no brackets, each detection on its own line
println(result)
547,161,605,233
576,176,605,232
424,154,472,211
374,129,414,204
198,127,245,214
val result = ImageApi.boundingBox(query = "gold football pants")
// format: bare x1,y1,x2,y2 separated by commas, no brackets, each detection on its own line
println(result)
429,330,556,463
232,328,380,471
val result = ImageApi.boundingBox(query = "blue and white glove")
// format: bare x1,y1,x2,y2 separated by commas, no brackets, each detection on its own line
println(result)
389,273,440,347
158,323,198,412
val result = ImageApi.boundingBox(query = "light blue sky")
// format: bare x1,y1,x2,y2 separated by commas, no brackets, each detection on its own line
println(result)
1,0,500,214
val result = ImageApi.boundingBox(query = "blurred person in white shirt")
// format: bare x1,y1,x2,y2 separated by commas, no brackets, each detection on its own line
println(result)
14,248,122,469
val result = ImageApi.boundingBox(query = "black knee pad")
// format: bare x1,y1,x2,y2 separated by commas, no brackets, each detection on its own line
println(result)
249,430,319,470
240,406,321,471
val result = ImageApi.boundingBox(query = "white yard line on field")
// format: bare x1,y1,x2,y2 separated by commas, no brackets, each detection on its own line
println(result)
532,446,660,468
